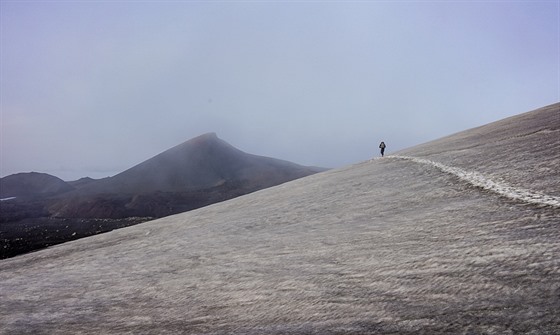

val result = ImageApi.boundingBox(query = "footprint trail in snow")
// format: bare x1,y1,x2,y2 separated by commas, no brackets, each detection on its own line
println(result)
385,156,560,208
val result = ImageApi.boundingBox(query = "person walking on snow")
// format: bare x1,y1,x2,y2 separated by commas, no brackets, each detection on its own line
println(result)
379,141,386,157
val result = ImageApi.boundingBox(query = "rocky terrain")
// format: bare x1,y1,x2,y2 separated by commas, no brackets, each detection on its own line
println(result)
0,103,559,334
0,133,324,258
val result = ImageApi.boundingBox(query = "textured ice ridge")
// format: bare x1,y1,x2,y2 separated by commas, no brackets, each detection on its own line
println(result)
392,156,560,208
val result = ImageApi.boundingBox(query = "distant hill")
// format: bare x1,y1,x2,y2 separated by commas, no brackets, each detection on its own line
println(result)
2,103,558,334
0,172,74,198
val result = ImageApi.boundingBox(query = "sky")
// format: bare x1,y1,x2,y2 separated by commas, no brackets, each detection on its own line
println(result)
1,1,559,181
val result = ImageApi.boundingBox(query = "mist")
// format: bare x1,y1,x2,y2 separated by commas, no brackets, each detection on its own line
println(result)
1,1,558,180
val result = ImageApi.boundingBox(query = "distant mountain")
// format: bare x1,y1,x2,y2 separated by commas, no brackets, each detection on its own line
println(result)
75,132,323,195
47,133,325,218
1,133,325,257
0,172,74,198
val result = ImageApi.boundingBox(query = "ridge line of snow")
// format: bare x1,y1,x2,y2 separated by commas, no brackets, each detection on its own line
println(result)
391,156,560,208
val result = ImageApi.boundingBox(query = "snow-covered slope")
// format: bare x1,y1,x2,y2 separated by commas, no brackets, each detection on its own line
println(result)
396,102,559,196
0,103,558,334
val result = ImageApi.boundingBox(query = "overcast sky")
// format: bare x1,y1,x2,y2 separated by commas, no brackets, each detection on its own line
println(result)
1,1,558,181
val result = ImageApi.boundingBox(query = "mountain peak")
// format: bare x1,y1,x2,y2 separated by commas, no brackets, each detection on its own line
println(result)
197,132,218,140
188,132,218,142
184,132,221,148
62,133,323,201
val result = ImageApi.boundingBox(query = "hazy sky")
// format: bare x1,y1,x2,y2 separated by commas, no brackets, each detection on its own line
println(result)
1,1,558,181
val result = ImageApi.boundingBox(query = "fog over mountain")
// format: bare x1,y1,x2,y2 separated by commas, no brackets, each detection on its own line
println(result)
0,103,559,334
72,132,323,195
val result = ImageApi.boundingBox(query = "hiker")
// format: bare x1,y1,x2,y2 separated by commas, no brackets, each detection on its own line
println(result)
379,141,386,157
